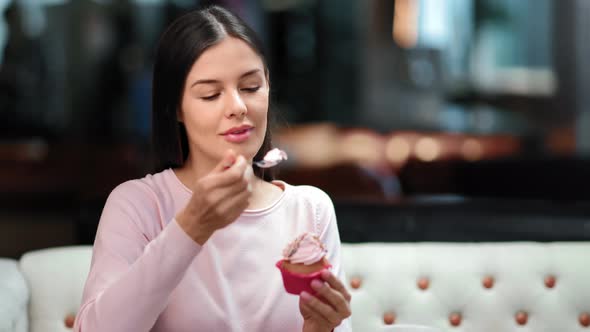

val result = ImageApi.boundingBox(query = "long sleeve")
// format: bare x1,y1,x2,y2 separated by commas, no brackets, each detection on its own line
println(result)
74,182,202,332
316,192,353,332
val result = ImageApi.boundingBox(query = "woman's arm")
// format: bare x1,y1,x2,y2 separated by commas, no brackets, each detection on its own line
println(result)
74,183,201,332
75,151,252,332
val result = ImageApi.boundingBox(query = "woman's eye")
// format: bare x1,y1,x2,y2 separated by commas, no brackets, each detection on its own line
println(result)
242,86,260,93
201,93,220,101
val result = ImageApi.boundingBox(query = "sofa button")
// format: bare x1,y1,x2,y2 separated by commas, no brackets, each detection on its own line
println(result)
544,275,556,288
417,277,430,290
579,313,590,327
350,277,362,289
482,276,494,289
449,312,462,326
515,311,528,325
383,312,396,325
64,314,76,329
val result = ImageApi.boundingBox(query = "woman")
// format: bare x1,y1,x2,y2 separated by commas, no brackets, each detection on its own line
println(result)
75,5,351,332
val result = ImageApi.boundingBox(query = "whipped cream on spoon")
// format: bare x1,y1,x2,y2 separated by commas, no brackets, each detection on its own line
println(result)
254,148,288,168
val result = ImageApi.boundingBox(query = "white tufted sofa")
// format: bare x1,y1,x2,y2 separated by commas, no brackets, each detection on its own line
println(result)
344,242,590,332
0,258,28,332
2,243,590,332
0,247,91,332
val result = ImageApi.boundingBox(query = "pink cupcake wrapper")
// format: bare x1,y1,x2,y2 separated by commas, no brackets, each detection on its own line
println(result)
275,259,332,295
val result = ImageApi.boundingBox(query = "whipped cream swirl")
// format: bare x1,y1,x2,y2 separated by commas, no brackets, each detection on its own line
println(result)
283,232,327,265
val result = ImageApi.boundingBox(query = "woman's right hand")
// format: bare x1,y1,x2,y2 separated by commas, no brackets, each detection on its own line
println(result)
176,149,254,245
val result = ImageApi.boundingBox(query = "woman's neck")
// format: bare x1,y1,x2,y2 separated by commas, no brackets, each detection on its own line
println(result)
179,155,216,184
248,179,284,210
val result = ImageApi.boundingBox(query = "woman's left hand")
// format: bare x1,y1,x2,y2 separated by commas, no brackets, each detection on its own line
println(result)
299,270,352,332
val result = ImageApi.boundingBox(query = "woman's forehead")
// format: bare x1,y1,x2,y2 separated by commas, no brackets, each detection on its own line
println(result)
187,37,265,81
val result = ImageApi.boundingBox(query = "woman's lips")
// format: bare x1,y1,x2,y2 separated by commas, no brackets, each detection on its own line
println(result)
223,127,253,143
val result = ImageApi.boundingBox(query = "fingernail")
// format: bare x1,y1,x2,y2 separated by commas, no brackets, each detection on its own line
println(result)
247,183,253,192
311,279,324,290
300,291,312,301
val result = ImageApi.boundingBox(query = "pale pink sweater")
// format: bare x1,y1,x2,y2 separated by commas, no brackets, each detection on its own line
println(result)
74,169,352,332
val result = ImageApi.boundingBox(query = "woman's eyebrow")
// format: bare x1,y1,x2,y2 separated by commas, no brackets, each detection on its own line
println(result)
191,78,219,87
239,69,261,79
190,69,262,88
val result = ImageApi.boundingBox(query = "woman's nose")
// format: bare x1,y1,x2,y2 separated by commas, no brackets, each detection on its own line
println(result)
225,90,247,118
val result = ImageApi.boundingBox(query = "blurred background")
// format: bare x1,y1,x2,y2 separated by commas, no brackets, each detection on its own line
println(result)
2,0,590,258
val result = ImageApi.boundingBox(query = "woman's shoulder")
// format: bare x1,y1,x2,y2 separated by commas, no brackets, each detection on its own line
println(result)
281,182,334,208
98,170,175,236
280,182,337,234
107,169,172,205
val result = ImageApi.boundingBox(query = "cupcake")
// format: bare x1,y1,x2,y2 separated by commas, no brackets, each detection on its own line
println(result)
276,232,332,295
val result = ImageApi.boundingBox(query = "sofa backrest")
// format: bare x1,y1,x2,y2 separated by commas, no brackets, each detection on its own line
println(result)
19,246,92,332
14,242,590,332
343,242,590,332
0,258,28,332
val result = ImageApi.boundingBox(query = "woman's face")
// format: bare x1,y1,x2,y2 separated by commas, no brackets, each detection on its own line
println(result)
179,36,269,168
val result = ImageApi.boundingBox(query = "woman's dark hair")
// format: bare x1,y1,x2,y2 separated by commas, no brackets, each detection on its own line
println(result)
151,5,275,181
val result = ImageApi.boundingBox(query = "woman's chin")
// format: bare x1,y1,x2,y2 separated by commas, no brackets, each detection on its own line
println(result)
230,144,263,161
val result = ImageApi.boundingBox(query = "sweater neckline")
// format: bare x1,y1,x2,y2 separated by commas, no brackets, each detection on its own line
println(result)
166,168,288,217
